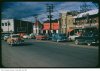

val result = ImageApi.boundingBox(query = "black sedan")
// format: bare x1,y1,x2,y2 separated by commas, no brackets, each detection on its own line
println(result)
75,32,99,46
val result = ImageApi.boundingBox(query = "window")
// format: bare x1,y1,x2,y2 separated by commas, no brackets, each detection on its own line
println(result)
90,19,92,23
69,20,70,23
2,23,4,26
8,22,10,26
5,23,7,26
17,27,26,32
94,20,97,23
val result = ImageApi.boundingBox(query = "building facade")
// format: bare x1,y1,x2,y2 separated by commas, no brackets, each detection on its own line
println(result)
73,9,99,33
1,19,33,34
60,12,74,35
33,20,43,35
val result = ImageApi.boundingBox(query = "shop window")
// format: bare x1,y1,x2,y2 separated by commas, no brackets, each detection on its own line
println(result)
2,23,4,26
94,20,97,23
5,23,7,26
8,22,10,26
87,20,89,23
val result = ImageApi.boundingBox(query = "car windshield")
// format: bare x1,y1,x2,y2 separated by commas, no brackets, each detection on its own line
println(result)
5,34,10,36
12,35,20,38
59,34,66,36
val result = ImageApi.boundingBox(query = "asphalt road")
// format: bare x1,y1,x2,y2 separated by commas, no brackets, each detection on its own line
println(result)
1,39,99,67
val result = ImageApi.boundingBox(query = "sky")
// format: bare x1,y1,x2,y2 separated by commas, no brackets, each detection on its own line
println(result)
1,2,98,23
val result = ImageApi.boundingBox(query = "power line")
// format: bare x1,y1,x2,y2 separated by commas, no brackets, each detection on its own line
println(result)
46,4,54,34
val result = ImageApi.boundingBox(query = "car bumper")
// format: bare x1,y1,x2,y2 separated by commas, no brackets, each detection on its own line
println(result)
58,39,67,42
11,41,24,45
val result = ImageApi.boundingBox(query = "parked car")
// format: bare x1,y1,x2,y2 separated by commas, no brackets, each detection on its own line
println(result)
68,34,80,41
1,34,5,40
29,33,35,39
23,34,31,39
3,34,10,41
44,34,52,40
51,33,68,42
7,34,24,46
35,34,47,40
75,32,99,46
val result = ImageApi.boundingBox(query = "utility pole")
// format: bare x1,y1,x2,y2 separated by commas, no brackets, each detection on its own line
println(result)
34,16,38,35
46,4,54,35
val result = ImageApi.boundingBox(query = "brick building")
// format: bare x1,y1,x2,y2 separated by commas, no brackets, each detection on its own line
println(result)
73,9,99,34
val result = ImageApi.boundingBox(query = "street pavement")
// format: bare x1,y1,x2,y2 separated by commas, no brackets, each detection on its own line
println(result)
1,39,99,67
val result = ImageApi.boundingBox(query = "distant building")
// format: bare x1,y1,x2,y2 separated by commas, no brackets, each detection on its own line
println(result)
33,20,43,35
73,9,99,33
1,19,33,34
60,12,74,35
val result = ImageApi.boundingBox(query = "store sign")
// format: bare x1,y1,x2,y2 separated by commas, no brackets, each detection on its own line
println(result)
43,23,59,30
51,23,59,30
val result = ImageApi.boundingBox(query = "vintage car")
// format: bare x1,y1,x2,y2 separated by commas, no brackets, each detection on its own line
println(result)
68,34,80,41
29,33,35,39
3,34,10,41
51,33,68,42
35,34,47,40
44,34,52,40
7,34,24,46
75,32,99,46
23,34,31,39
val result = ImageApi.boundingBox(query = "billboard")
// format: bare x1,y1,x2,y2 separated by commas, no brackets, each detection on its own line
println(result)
52,23,59,30
43,23,50,30
43,23,59,30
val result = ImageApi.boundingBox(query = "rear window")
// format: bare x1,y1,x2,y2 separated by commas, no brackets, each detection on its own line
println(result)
59,34,66,36
12,35,20,38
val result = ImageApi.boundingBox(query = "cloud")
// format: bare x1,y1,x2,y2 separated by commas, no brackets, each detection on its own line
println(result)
1,2,98,22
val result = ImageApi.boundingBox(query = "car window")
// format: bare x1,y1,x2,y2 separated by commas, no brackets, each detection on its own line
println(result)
5,34,10,36
12,35,20,38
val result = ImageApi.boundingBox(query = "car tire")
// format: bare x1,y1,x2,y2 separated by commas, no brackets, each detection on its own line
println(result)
75,40,79,45
10,42,12,45
69,38,71,41
8,42,10,45
10,42,14,46
57,40,59,42
87,43,91,46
